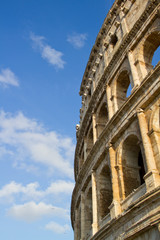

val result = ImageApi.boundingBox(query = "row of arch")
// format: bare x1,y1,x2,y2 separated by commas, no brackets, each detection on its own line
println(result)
76,132,148,240
77,29,160,176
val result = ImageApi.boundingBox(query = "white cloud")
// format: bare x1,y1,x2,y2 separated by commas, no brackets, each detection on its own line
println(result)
67,32,87,48
30,32,65,69
0,111,74,178
0,68,19,87
0,180,74,203
46,180,74,195
7,201,69,222
45,221,70,234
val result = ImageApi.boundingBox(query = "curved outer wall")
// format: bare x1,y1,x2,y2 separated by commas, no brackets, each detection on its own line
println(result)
71,0,160,239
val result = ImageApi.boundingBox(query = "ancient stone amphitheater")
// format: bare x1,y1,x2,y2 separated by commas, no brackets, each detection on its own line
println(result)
71,0,160,239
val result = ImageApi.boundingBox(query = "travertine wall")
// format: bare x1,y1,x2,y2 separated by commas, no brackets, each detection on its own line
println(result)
71,0,160,239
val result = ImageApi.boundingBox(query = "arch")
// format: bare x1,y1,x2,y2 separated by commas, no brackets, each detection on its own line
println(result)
96,102,108,137
152,45,160,67
85,187,93,238
115,70,131,109
87,127,94,153
143,31,160,68
121,134,145,197
98,165,113,220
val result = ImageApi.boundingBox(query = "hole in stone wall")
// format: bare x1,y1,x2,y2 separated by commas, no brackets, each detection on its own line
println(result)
122,135,145,198
138,151,145,185
87,128,93,154
116,71,131,109
85,188,92,237
96,102,108,137
110,34,118,47
126,83,132,98
152,45,160,67
143,32,160,70
98,166,113,220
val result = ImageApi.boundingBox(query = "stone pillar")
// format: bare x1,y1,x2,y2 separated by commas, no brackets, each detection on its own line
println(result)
92,113,97,144
106,84,114,120
91,170,99,235
148,129,160,171
81,191,85,240
108,144,121,219
119,10,129,36
128,50,140,87
137,109,160,191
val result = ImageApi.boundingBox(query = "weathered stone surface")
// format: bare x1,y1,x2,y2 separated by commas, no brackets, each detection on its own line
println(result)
71,0,160,239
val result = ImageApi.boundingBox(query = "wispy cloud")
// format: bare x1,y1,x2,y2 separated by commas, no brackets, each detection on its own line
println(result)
0,68,19,87
7,201,69,222
0,180,74,203
45,221,70,234
67,32,87,49
30,32,65,69
0,111,74,178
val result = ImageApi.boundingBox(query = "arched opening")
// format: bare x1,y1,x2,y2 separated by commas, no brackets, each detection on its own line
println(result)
152,45,160,67
138,151,145,185
96,102,108,137
110,33,118,47
116,70,131,109
126,83,132,97
85,188,92,238
143,31,160,70
122,135,145,198
98,166,113,220
86,127,93,156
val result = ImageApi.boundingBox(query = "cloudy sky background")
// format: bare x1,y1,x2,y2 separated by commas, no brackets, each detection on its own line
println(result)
0,0,117,239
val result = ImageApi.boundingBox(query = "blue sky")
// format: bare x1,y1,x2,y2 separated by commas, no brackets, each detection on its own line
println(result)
0,0,116,239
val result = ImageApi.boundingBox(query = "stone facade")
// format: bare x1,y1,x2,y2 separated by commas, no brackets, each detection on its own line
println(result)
71,0,160,239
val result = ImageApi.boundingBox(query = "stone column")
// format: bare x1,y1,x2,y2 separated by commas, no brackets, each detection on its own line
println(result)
137,108,160,191
108,143,121,219
81,191,85,240
92,113,97,144
128,50,140,87
91,170,99,235
106,84,114,120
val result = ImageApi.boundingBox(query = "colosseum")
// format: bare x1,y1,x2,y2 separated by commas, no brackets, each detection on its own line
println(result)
71,0,160,239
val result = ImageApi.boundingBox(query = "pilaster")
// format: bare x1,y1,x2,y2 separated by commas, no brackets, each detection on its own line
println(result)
106,84,114,120
137,108,160,191
108,143,121,219
92,113,97,144
128,50,140,87
91,170,99,235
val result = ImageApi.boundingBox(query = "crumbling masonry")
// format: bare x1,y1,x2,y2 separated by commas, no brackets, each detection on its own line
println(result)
71,0,160,239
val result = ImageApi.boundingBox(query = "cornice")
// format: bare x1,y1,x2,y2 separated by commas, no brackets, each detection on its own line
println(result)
79,0,124,95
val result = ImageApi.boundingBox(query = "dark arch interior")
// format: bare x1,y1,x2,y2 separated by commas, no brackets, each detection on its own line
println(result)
116,71,131,109
122,135,145,198
96,102,108,137
143,32,160,68
98,166,113,220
